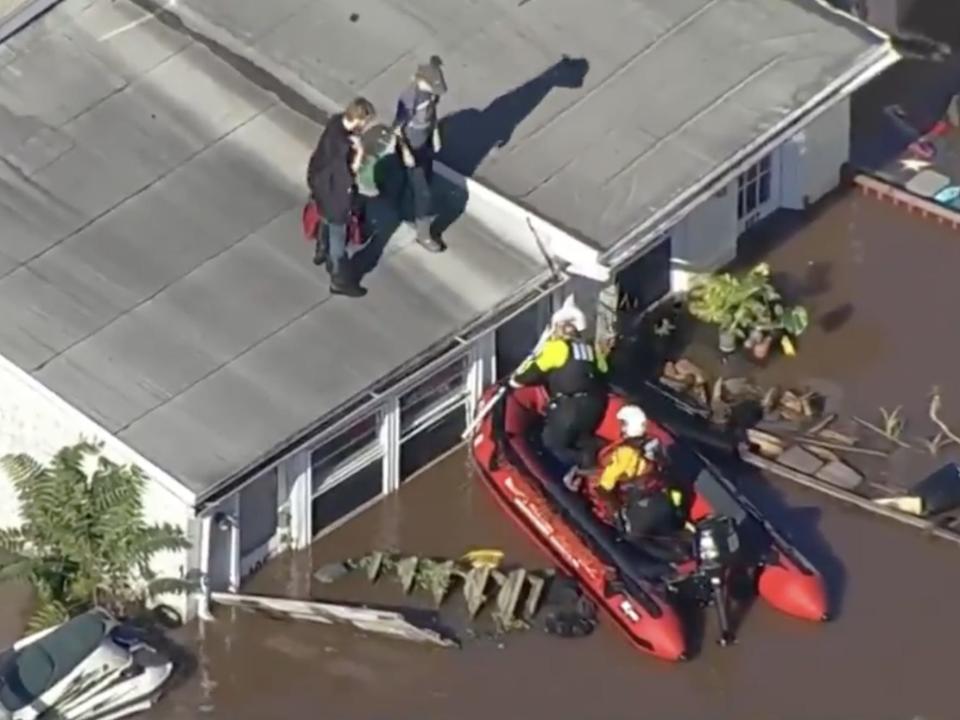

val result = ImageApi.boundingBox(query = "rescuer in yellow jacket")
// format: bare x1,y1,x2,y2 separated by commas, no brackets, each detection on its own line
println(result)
511,308,609,480
597,405,685,539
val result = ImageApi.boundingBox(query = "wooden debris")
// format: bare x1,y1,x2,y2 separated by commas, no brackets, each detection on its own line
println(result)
875,496,924,516
738,449,960,548
722,377,754,398
779,391,805,418
523,573,548,619
395,556,419,594
691,383,709,408
210,592,459,648
853,415,912,449
776,445,825,475
816,428,857,446
365,551,385,582
493,569,528,631
463,565,492,617
803,444,840,464
745,428,785,458
815,460,864,490
711,378,725,409
761,386,781,414
670,359,707,385
805,413,837,436
659,376,690,394
796,437,888,458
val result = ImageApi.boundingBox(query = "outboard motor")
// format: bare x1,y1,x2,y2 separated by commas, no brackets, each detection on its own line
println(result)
691,515,741,646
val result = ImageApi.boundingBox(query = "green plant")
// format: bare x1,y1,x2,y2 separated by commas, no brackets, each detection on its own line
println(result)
0,441,191,631
687,263,808,350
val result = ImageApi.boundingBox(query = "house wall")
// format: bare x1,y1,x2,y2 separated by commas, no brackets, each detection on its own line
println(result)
780,96,851,211
0,355,195,621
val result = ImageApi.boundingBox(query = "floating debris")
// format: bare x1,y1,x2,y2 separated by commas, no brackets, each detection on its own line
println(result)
314,551,557,635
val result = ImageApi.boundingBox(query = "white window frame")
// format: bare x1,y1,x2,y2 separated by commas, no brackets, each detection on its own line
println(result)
737,152,779,233
398,352,471,441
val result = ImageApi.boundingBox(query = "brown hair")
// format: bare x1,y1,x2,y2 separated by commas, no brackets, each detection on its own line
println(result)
344,97,376,124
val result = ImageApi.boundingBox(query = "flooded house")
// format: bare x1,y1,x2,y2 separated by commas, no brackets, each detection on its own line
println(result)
0,0,898,622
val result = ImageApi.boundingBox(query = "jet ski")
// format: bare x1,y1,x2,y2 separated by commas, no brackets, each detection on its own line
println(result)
0,609,173,720
469,384,829,661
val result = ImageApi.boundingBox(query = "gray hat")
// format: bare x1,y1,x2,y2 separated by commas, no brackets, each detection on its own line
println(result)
416,56,447,96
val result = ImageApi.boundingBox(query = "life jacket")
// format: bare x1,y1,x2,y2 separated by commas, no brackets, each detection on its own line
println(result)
596,437,683,508
547,339,604,396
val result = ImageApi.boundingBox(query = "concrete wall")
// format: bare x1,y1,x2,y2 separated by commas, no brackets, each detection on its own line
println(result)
0,355,196,620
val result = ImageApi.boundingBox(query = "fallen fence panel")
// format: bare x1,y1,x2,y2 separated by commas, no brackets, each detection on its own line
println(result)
210,591,459,648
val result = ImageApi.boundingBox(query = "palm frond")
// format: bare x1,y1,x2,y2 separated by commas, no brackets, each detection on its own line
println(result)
147,577,199,597
26,597,71,632
0,526,27,553
0,452,48,493
136,525,191,555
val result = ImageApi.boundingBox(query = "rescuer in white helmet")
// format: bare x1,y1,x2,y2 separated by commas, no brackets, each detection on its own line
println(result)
592,404,684,539
511,298,609,479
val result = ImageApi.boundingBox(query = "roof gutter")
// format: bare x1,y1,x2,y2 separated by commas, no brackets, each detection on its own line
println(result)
600,39,901,271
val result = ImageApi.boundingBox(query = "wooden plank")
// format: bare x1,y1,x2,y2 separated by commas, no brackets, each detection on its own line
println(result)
815,459,864,490
777,445,825,475
740,450,960,548
210,592,459,648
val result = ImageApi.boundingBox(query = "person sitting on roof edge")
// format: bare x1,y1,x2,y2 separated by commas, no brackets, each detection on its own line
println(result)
510,301,609,484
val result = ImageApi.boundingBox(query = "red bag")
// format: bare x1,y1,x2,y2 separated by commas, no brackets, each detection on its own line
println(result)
302,200,321,241
301,199,365,247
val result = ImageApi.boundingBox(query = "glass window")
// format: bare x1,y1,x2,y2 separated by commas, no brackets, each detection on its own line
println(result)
310,414,379,494
400,405,466,481
399,355,468,435
311,459,382,537
239,470,279,556
737,154,773,221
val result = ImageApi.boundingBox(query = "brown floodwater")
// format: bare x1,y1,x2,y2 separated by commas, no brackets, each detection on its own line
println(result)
6,192,960,720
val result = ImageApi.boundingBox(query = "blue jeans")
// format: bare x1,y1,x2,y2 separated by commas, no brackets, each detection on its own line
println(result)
397,147,434,234
321,221,347,273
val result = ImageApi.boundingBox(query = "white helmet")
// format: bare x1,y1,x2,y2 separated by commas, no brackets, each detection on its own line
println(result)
617,405,647,438
550,296,587,333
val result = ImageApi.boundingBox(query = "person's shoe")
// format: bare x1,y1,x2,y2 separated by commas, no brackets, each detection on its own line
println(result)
417,234,446,253
330,275,367,297
329,263,367,298
313,242,327,266
415,221,446,253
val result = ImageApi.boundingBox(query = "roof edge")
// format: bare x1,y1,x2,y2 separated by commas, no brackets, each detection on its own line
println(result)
0,0,65,44
193,270,564,512
0,352,197,507
600,40,901,269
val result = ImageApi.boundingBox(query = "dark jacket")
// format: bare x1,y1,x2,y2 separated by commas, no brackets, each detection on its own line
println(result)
307,113,354,224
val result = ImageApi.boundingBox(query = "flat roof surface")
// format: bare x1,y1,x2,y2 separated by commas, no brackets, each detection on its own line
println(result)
180,0,890,251
0,0,549,498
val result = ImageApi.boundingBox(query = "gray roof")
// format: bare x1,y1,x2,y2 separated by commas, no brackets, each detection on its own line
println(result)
176,0,891,252
0,0,550,499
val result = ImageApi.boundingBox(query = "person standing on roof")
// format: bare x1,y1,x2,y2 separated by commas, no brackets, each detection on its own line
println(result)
307,97,376,298
392,56,447,254
510,301,609,483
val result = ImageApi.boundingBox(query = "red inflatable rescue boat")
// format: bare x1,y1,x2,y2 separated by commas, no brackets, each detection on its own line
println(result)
469,384,829,662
